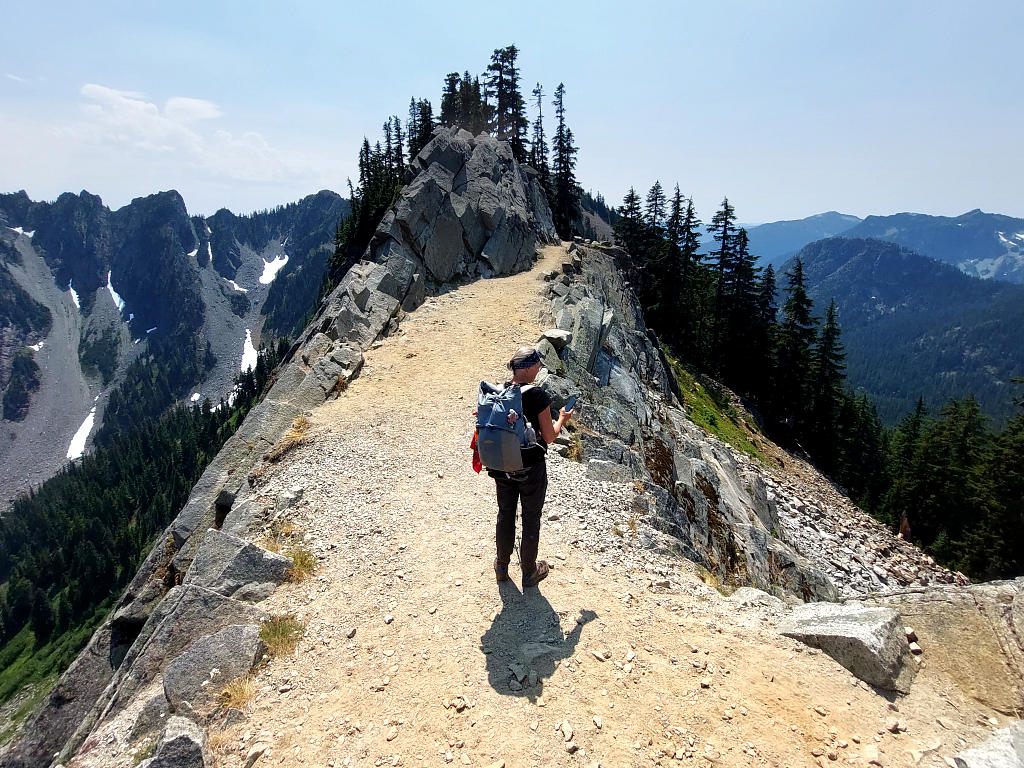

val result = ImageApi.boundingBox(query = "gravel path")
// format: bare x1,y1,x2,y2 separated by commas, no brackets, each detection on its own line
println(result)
212,246,993,768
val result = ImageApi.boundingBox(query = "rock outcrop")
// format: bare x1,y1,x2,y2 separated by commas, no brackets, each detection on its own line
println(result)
0,126,555,768
779,602,917,692
533,243,838,600
868,579,1024,714
954,720,1024,767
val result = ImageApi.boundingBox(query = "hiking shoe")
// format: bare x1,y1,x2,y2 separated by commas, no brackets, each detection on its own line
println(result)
522,560,550,588
494,559,510,583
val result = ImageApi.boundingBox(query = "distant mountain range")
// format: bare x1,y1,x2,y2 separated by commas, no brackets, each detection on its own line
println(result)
787,237,1024,425
747,209,1024,284
743,212,862,268
0,189,347,504
842,210,1024,283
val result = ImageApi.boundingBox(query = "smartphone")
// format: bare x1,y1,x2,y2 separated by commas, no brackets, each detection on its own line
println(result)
564,395,578,412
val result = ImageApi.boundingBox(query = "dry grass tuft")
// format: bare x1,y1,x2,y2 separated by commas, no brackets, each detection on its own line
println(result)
219,675,256,709
285,544,317,582
260,615,305,657
566,431,583,462
261,519,298,553
264,416,310,463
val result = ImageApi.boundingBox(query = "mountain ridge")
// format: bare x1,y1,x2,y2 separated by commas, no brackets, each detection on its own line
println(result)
0,189,348,506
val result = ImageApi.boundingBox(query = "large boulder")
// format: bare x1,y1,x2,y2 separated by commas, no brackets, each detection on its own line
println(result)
163,624,266,714
183,529,290,602
954,721,1024,768
139,715,209,768
779,601,917,692
102,585,266,715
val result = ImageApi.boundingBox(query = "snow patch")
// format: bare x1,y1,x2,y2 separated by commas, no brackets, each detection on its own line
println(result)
228,279,248,293
998,231,1012,245
190,392,202,403
187,248,198,258
241,329,258,372
128,312,134,321
68,280,80,309
67,407,97,460
1015,232,1024,241
207,242,213,261
106,271,126,312
8,226,34,237
29,341,44,351
146,326,157,334
259,254,289,284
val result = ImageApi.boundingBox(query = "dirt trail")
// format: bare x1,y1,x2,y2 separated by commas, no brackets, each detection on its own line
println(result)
219,245,996,768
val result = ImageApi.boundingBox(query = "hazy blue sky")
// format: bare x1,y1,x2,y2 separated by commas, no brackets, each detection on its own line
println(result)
2,1,1021,223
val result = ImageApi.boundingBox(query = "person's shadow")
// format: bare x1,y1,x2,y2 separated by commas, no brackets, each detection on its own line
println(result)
479,580,596,701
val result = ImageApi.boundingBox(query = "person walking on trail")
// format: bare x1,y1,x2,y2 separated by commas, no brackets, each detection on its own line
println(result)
490,346,574,588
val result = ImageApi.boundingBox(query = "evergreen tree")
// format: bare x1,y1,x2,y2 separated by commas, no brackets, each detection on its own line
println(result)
529,83,551,196
808,300,847,469
644,181,666,234
706,198,737,367
550,83,581,239
30,588,54,644
613,188,645,263
484,45,529,162
776,258,817,434
440,72,462,126
720,228,762,393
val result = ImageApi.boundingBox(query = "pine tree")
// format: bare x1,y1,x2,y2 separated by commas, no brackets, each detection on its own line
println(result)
613,188,645,262
706,198,737,368
720,228,762,392
30,588,54,644
808,300,847,470
529,83,551,195
644,181,666,234
550,83,580,239
440,72,462,126
776,258,817,435
483,45,529,161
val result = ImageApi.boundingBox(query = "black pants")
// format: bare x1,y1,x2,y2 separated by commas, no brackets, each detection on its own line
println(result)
492,461,548,573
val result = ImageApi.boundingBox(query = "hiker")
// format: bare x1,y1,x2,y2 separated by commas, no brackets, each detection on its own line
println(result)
489,346,574,588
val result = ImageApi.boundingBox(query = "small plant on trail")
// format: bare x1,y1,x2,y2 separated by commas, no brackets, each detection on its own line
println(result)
566,432,583,462
260,615,305,658
285,544,317,582
261,519,298,553
132,741,155,765
265,416,310,463
219,675,256,709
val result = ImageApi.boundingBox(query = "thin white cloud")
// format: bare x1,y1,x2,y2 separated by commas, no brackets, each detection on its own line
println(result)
61,83,315,183
5,73,27,83
165,96,222,123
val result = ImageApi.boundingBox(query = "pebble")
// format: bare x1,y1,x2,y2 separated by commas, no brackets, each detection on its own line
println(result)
384,614,394,625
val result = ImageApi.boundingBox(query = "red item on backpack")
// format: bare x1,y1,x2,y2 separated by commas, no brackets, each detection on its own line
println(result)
470,430,482,473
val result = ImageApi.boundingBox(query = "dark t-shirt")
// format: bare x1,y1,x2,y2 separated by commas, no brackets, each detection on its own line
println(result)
520,385,552,467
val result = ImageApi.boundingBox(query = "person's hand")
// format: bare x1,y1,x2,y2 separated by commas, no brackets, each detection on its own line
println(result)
559,404,576,421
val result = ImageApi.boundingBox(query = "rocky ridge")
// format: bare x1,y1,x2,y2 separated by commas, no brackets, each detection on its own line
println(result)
0,126,555,768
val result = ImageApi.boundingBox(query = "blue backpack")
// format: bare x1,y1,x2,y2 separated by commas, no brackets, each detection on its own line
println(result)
476,381,538,473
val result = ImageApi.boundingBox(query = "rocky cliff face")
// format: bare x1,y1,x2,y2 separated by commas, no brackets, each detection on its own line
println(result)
0,126,556,768
536,242,968,600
